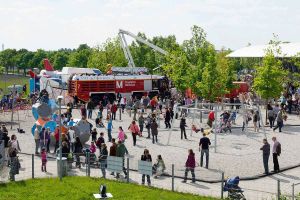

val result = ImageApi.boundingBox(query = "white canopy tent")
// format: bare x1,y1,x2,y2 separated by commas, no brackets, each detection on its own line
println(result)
227,42,300,58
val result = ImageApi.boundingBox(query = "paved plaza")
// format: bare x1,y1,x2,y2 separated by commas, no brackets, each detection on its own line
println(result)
1,106,300,199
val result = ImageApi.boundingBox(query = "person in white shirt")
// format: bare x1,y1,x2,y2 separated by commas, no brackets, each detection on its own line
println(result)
272,137,280,172
34,127,40,154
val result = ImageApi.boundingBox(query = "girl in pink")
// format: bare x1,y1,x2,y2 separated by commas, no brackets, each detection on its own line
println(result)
90,141,96,154
128,121,140,146
41,147,47,172
118,126,125,143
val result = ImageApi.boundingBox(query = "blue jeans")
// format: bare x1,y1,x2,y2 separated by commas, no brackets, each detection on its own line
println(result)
88,109,92,119
107,129,112,142
200,149,209,168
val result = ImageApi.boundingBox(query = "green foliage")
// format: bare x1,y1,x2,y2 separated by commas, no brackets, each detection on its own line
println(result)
68,46,91,68
253,49,287,100
196,45,227,100
0,177,219,200
163,50,192,92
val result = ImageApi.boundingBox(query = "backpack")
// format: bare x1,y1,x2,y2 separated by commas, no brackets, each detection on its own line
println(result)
276,143,281,156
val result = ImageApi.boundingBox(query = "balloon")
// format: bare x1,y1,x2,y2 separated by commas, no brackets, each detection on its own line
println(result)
44,121,57,132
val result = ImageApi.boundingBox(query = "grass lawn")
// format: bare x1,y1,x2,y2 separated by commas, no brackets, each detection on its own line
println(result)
0,74,29,97
0,177,219,200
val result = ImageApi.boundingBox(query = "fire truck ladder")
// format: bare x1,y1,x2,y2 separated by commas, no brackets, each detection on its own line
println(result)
118,29,168,70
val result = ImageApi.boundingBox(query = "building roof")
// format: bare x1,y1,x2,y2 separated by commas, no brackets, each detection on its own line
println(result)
227,42,300,58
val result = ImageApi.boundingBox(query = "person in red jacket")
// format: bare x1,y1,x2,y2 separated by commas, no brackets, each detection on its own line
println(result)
182,149,196,183
207,111,215,128
111,103,118,120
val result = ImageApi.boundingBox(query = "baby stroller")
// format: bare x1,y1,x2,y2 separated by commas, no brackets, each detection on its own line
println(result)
224,176,246,200
218,117,232,133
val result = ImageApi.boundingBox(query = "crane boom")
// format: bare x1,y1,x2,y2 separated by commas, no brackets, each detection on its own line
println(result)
119,29,168,69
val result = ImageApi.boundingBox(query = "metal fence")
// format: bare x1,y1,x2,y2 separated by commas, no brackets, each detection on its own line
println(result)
1,152,299,200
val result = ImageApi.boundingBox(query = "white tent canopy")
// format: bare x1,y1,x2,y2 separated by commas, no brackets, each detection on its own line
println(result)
227,42,300,58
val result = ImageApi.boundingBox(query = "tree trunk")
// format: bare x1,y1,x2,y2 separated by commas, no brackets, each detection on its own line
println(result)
265,99,268,125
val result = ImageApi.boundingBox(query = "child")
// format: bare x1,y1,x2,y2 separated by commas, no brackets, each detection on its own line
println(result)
41,147,47,172
90,141,96,154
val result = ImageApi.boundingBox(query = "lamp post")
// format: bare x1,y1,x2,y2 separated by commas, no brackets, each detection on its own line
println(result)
57,95,63,181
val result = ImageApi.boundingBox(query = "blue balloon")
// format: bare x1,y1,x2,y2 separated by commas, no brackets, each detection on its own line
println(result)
44,121,57,132
32,107,39,120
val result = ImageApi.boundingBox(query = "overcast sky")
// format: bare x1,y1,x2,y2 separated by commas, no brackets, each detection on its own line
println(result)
0,0,299,51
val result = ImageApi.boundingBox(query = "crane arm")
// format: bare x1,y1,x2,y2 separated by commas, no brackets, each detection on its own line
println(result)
119,29,168,56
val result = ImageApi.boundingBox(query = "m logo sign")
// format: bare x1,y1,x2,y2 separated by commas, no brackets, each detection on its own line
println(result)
116,81,123,88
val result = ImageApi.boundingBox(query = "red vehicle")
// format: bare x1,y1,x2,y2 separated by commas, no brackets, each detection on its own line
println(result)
225,82,249,98
68,74,169,103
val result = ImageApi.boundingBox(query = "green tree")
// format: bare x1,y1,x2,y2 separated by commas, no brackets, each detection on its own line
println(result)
0,49,17,73
53,51,69,70
163,50,192,92
253,47,287,101
29,49,47,69
196,45,226,101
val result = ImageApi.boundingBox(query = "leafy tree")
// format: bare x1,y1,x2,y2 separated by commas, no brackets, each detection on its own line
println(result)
68,47,91,68
16,49,34,75
29,49,47,69
217,49,237,93
53,51,69,70
253,44,287,101
163,50,192,92
196,45,226,101
0,49,17,73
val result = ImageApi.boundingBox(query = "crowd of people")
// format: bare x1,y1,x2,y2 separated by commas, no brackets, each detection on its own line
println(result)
0,90,294,184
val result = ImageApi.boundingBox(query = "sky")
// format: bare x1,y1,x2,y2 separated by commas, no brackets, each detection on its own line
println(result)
0,0,299,51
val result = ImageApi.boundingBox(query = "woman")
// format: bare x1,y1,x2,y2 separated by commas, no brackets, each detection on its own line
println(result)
128,121,139,146
99,143,108,178
180,116,187,140
118,126,126,143
141,149,152,186
153,155,166,178
182,149,196,183
74,137,83,168
8,135,20,181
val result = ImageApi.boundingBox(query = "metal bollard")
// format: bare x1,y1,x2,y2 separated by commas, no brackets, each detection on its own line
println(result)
172,164,174,191
127,158,129,183
119,107,122,121
277,180,281,200
221,172,224,199
87,152,90,177
129,108,131,117
292,183,295,200
32,154,34,179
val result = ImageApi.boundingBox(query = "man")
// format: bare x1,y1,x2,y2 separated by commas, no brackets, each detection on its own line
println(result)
111,102,118,120
116,141,128,179
34,127,40,154
107,118,113,142
272,137,281,172
260,139,270,174
273,105,286,132
165,108,171,129
87,99,94,119
199,133,211,169
207,111,215,128
96,132,105,151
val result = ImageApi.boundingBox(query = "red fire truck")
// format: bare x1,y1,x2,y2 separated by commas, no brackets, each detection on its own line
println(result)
68,73,169,103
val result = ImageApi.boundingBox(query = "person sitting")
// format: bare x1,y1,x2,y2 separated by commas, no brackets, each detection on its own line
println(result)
153,155,166,178
192,124,201,133
95,117,105,128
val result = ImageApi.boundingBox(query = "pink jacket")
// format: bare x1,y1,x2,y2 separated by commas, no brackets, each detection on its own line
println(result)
41,151,47,161
118,131,125,142
90,144,96,153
